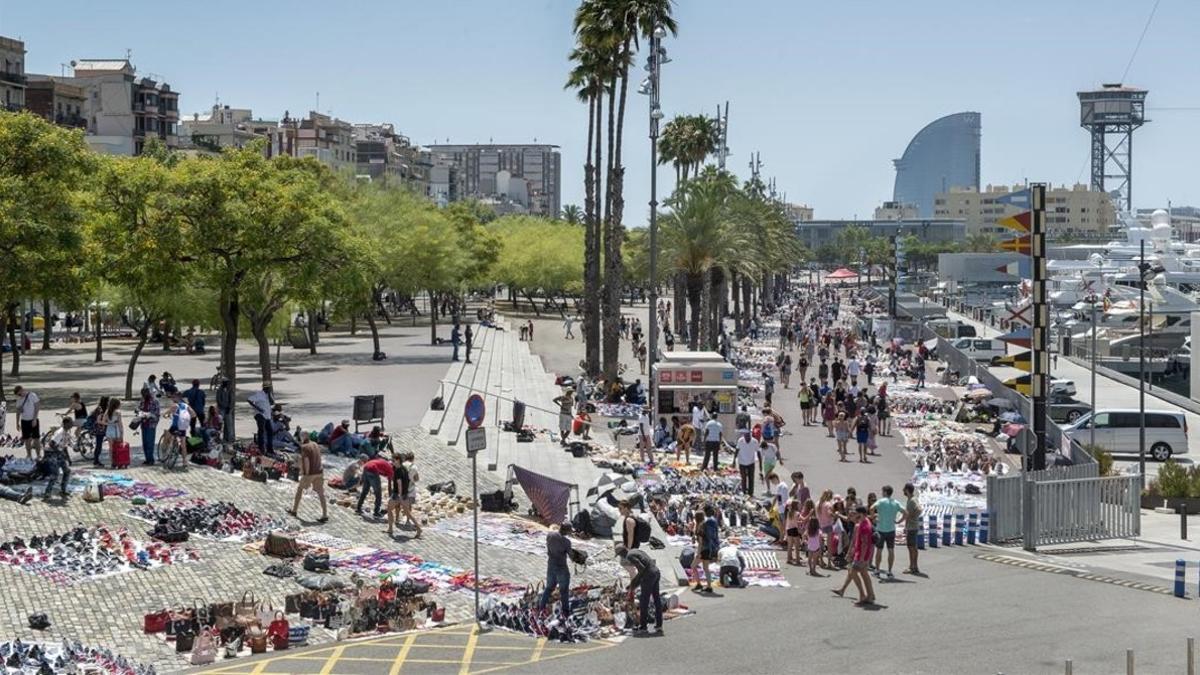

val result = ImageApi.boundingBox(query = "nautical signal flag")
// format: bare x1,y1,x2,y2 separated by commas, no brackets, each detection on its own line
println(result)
994,189,1031,208
997,211,1032,233
995,259,1030,277
999,234,1031,254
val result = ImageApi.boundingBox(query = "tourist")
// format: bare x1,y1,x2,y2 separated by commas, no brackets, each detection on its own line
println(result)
42,418,73,500
864,355,876,385
136,387,160,465
166,396,195,466
871,484,905,579
13,386,41,460
356,454,393,519
902,483,923,575
159,371,178,396
833,412,851,462
784,499,803,565
464,324,474,364
833,506,876,606
615,544,663,635
805,509,824,577
853,410,872,463
768,472,790,524
717,540,745,588
816,490,835,568
676,417,695,464
798,353,809,383
184,379,205,435
619,500,640,550
89,396,110,467
248,386,274,454
526,319,534,341
385,454,407,537
695,506,719,593
735,406,751,433
540,521,574,617
876,387,891,436
65,392,88,444
763,371,775,407
818,358,829,386
734,430,757,496
399,451,422,537
759,439,780,490
636,342,647,374
700,413,724,471
143,374,162,399
798,384,813,425
780,354,792,389
821,393,837,437
847,355,861,386
289,440,328,524
553,390,574,445
637,406,653,464
450,323,462,362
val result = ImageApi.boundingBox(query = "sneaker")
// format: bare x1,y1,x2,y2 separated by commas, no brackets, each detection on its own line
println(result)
887,571,895,580
317,516,329,524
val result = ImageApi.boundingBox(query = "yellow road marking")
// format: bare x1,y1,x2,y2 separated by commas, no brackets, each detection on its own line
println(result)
469,642,616,674
459,626,481,675
388,632,418,675
317,645,345,675
248,658,270,675
530,637,547,662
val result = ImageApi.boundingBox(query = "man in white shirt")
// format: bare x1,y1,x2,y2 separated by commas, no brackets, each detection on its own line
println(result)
847,357,861,386
637,407,653,464
734,430,758,495
690,401,707,458
13,386,41,459
701,416,724,471
717,542,746,588
247,387,274,453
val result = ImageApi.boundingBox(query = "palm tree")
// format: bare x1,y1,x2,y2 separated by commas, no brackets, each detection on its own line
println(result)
575,0,677,379
963,232,1001,253
561,204,583,224
659,113,718,185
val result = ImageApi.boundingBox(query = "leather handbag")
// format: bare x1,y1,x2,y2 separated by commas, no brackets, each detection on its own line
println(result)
247,627,268,654
284,593,304,615
235,592,260,627
264,531,298,558
175,631,196,653
190,628,217,666
267,611,290,650
302,551,330,572
143,608,170,634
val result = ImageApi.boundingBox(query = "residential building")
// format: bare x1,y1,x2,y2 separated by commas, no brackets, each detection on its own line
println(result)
425,143,561,218
786,203,814,224
293,111,355,172
1,36,26,111
893,111,981,217
180,104,273,152
354,123,428,194
67,59,179,155
874,201,919,221
934,183,1116,238
795,218,965,251
24,75,86,128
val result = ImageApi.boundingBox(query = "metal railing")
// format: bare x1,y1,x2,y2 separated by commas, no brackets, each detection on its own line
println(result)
1023,473,1142,550
987,463,1102,542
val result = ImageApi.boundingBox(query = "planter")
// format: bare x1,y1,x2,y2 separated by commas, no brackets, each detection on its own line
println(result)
1141,494,1200,514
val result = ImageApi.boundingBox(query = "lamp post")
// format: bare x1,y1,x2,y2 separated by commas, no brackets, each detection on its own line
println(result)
1087,293,1098,451
642,23,667,406
1139,239,1149,475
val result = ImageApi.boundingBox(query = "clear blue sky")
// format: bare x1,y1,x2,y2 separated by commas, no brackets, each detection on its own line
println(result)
4,0,1198,223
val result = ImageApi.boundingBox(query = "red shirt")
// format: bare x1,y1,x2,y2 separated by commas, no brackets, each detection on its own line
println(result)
364,458,394,479
852,518,874,562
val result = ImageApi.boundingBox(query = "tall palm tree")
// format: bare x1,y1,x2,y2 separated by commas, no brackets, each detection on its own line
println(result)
659,113,718,186
576,0,677,380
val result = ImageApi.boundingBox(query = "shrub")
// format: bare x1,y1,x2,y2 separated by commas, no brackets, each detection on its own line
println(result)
1080,444,1114,477
1155,460,1191,499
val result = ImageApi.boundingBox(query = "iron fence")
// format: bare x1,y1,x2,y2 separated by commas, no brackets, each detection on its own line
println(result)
1023,474,1142,550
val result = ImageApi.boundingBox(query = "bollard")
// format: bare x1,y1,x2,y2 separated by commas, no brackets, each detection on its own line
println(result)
1127,648,1134,675
1181,506,1189,541
980,512,990,544
928,515,939,548
942,513,952,546
1065,659,1072,675
954,513,966,546
967,512,978,545
916,519,926,550
1177,560,1187,598
1188,636,1195,675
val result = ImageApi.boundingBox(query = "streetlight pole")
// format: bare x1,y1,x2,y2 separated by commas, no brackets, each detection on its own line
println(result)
1139,239,1147,475
1089,294,1097,451
644,22,666,406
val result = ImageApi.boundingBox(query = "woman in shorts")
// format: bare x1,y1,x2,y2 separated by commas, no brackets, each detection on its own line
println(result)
833,412,851,462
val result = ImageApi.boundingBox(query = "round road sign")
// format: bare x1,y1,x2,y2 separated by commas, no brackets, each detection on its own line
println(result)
464,394,486,429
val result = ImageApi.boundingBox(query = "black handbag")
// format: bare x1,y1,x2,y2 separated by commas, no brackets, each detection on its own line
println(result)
175,632,196,652
302,552,330,573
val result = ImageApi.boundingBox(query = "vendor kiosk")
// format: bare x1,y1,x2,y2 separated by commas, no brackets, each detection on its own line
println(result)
652,351,738,441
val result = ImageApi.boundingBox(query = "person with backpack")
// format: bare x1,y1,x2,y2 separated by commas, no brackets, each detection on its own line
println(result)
166,395,196,466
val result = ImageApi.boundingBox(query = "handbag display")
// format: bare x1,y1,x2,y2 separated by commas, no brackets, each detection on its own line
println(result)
267,611,290,650
143,608,170,634
302,551,330,573
190,629,217,666
175,632,196,653
247,627,268,654
234,591,260,627
83,482,105,503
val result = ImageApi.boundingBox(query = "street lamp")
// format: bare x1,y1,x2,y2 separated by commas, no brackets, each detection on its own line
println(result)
1086,292,1099,451
1138,239,1153,475
643,21,667,407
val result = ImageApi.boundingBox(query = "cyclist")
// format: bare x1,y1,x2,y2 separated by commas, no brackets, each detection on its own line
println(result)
163,395,197,468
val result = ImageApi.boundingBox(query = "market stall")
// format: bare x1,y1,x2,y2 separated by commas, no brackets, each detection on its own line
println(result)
652,351,739,441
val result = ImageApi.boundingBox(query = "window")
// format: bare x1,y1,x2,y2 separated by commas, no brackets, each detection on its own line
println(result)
1091,413,1111,428
1148,413,1181,428
1111,412,1140,428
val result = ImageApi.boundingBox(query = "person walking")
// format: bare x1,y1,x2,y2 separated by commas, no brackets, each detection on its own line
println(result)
13,386,41,460
901,483,923,575
464,324,474,364
694,505,719,593
137,387,161,465
833,506,876,606
700,414,724,471
396,452,422,537
356,455,392,519
288,440,329,523
563,315,576,340
853,411,872,463
734,429,758,496
540,522,574,618
833,412,851,462
871,484,905,579
615,544,663,635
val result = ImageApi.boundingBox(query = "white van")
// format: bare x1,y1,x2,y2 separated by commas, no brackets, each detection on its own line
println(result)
1064,409,1189,461
952,337,1006,362
928,319,977,340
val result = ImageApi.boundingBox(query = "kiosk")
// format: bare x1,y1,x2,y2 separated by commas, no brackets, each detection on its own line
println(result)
652,351,739,441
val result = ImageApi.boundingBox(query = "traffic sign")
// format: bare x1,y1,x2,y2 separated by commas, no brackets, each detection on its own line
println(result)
465,427,487,456
464,394,485,430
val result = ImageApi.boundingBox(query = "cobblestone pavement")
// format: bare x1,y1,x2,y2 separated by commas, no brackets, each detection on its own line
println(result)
0,428,622,673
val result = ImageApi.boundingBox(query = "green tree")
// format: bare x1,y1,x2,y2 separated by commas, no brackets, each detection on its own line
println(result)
492,216,584,315
0,112,93,387
658,113,719,184
561,204,583,224
962,232,1001,253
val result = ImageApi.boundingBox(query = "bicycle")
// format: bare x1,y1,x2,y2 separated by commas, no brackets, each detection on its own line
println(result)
157,432,186,471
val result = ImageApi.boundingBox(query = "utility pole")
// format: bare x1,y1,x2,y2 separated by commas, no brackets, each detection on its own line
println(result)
716,101,729,170
1139,238,1148,475
643,20,667,410
1031,184,1048,470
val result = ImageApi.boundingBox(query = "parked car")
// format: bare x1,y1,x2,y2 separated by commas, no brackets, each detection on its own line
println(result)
1048,397,1091,424
1003,374,1077,397
953,337,1006,362
1063,408,1189,461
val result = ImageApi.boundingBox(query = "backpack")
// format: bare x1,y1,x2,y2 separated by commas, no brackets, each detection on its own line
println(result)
172,405,191,432
571,509,592,536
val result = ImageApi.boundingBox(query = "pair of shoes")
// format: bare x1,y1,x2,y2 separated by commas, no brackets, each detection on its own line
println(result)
317,516,329,524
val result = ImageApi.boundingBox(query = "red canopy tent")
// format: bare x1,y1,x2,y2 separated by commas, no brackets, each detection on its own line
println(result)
826,268,859,281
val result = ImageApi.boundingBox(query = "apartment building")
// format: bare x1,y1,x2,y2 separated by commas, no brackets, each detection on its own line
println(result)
874,201,919,221
25,75,86,128
67,59,179,155
425,143,561,218
934,183,1115,238
1,36,26,111
354,123,428,193
179,104,278,152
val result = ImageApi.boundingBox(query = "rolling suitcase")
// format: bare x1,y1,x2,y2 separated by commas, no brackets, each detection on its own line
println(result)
111,440,131,469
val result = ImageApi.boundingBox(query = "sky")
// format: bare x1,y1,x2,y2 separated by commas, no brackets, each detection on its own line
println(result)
3,0,1198,224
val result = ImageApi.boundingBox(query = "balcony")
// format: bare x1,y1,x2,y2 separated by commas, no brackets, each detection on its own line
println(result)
4,102,22,112
54,113,86,129
0,71,26,86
